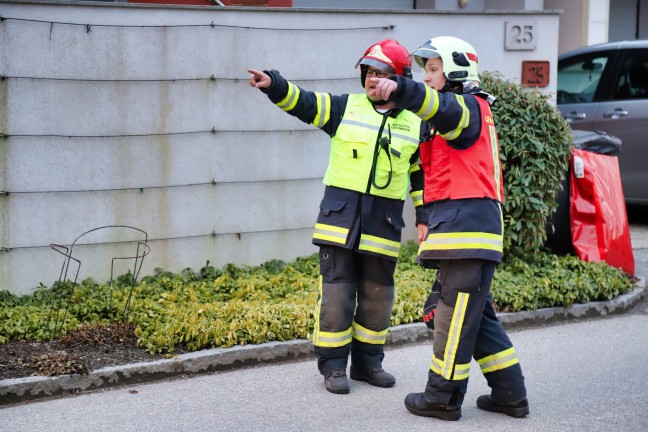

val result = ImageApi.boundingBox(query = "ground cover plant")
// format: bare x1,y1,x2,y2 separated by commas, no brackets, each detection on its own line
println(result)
0,241,635,380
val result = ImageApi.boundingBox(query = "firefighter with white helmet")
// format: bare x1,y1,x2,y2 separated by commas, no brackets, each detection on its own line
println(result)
248,39,426,395
370,36,529,420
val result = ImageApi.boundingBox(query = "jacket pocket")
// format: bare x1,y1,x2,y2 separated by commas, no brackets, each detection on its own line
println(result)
320,197,347,216
385,211,406,231
429,208,458,230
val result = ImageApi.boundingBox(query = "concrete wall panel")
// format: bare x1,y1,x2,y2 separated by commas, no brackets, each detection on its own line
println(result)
0,1,560,294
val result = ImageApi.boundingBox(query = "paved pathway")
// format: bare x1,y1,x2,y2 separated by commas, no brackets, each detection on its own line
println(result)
1,311,647,432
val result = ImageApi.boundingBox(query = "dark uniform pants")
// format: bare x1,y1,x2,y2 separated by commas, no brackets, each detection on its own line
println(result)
314,245,396,375
425,259,527,407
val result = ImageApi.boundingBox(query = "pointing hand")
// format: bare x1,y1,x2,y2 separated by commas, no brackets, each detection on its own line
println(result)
369,77,397,101
248,69,272,89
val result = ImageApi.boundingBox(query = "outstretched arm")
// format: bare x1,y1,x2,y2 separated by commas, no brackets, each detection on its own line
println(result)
246,68,347,137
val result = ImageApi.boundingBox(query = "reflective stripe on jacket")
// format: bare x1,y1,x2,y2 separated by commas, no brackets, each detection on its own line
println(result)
312,186,405,261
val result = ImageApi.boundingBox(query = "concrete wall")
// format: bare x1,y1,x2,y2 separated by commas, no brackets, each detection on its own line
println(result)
0,1,560,295
545,0,610,54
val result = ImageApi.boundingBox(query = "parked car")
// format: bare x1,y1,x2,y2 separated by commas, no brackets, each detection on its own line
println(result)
557,40,648,205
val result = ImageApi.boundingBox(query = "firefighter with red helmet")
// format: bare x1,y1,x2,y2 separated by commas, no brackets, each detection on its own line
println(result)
369,36,529,420
248,39,426,395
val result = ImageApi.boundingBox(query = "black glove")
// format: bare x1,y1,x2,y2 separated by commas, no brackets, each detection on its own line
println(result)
422,280,441,330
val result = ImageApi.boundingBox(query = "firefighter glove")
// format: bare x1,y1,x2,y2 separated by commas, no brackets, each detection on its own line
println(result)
422,280,441,330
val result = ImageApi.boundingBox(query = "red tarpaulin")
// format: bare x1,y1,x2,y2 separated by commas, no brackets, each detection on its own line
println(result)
569,148,635,275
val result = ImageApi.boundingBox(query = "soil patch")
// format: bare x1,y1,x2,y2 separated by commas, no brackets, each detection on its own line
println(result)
0,323,169,381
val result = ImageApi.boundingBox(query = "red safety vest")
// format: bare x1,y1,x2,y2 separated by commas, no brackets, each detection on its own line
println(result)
420,96,504,204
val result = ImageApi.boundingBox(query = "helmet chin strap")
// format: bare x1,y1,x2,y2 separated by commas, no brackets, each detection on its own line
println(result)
367,95,391,106
440,80,464,94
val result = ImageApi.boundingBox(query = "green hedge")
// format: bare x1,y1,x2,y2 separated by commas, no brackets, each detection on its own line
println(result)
0,242,634,353
481,71,573,258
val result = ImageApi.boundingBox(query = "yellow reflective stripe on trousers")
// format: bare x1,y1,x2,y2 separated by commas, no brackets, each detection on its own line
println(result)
441,292,469,380
313,327,353,348
358,234,401,258
276,82,300,111
453,362,471,380
477,347,519,374
312,275,323,344
313,223,348,245
419,232,503,253
352,321,388,345
415,86,439,121
313,92,331,128
429,356,471,381
409,190,423,207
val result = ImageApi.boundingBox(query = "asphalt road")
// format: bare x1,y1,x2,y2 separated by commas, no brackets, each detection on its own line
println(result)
1,310,647,432
1,206,647,432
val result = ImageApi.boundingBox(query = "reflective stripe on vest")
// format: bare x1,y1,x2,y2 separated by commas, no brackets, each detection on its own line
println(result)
324,94,421,200
313,92,331,128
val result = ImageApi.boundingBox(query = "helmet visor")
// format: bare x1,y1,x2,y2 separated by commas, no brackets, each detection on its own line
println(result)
411,46,441,69
355,58,395,75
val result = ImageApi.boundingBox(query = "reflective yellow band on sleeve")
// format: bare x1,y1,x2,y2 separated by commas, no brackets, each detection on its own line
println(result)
352,321,388,345
415,86,439,121
276,82,300,112
441,94,470,141
410,190,423,207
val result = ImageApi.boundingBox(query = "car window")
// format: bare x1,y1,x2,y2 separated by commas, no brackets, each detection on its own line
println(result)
557,55,609,104
613,49,648,100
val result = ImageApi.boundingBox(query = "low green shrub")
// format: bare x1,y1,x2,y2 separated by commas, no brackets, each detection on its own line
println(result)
0,242,634,352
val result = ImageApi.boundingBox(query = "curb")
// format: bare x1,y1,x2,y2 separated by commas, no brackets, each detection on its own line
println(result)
1,278,645,406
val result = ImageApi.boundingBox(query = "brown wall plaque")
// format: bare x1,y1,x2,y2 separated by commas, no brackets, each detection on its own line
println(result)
521,60,550,87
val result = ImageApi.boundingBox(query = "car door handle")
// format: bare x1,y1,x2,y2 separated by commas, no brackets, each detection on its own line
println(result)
603,108,629,119
564,111,586,123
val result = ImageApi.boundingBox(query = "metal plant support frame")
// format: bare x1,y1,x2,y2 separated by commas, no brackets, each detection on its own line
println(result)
47,225,150,339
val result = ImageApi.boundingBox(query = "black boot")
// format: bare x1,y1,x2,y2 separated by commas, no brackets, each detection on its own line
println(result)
476,395,529,417
324,368,350,394
350,365,395,388
404,392,462,421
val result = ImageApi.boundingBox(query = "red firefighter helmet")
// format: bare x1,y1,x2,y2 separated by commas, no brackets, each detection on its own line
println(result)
355,39,412,87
